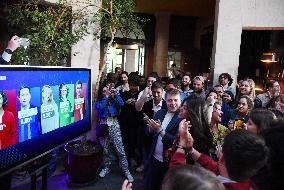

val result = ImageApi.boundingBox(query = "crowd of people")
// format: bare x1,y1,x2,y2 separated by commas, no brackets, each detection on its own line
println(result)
95,67,284,190
1,35,284,190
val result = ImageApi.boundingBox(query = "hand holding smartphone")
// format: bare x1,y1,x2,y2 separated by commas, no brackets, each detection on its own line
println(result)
143,113,150,122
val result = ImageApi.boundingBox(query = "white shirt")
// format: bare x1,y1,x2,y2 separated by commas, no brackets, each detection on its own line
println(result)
152,99,163,115
1,51,12,62
153,112,174,162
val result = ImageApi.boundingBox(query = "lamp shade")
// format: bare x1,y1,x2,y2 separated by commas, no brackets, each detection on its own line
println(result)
115,43,139,50
260,53,278,63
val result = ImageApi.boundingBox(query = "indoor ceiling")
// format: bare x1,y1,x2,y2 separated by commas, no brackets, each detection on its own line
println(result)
135,0,216,17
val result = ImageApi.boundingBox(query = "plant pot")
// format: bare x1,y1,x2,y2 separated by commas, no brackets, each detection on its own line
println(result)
64,140,103,185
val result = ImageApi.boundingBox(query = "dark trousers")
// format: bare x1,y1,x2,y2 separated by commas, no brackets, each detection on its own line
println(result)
144,157,168,190
122,124,138,160
137,124,152,166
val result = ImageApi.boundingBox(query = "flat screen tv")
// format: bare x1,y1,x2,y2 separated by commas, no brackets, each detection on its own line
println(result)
0,66,91,176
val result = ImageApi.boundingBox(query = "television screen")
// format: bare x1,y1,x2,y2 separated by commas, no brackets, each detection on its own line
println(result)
0,66,91,175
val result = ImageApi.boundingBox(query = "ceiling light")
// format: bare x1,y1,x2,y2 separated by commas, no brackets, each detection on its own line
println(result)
260,53,278,63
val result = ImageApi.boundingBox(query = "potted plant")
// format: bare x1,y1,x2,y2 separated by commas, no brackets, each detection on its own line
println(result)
64,137,103,184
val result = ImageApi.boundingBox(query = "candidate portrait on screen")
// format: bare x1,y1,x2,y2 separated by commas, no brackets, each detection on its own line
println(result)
0,90,18,150
74,80,86,122
17,86,41,142
41,85,59,134
59,83,74,127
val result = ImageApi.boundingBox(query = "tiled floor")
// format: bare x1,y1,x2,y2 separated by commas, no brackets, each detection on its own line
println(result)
10,157,143,190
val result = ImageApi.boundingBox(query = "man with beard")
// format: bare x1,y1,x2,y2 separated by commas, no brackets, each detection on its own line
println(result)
192,76,206,99
144,89,182,190
181,74,193,97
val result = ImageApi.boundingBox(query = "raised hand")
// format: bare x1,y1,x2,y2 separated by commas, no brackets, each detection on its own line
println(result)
178,119,193,149
7,35,21,52
142,87,152,99
121,180,132,190
206,95,216,105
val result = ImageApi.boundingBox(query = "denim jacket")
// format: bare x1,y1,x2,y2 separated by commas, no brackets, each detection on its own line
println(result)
95,95,124,119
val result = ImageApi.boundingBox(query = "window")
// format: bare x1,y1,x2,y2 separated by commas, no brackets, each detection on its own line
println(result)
168,51,182,77
136,46,145,76
106,46,126,73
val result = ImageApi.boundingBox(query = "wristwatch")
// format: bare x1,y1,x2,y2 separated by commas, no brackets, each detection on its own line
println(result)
4,49,13,54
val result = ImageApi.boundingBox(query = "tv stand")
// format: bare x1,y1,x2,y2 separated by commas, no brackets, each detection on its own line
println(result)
30,157,48,190
28,153,56,190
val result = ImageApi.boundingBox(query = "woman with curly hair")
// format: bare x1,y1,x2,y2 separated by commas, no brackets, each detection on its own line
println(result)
223,95,254,129
218,73,235,96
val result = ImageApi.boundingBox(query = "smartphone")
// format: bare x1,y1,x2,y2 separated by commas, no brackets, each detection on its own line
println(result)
126,98,134,104
110,88,117,93
18,37,30,47
142,113,150,122
233,119,245,130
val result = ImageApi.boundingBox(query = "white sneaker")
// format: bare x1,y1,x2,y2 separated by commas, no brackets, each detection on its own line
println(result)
135,164,144,172
99,167,110,178
125,171,134,182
